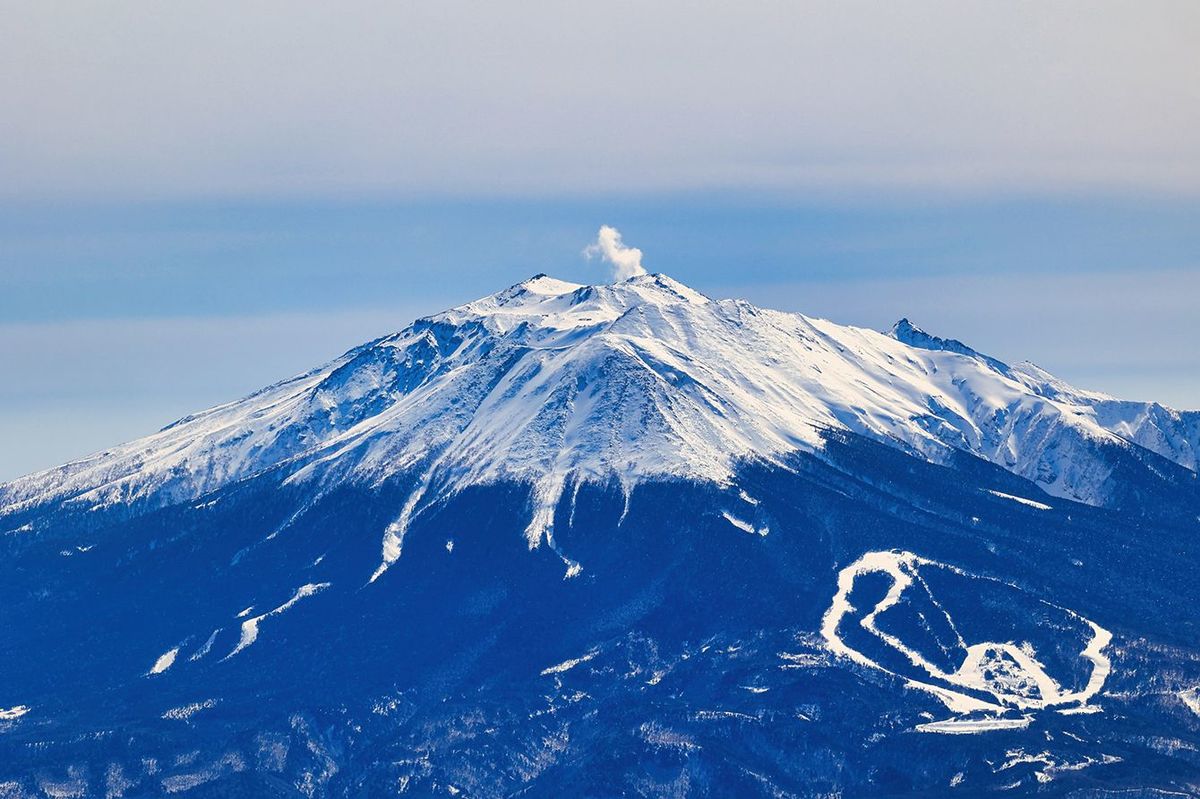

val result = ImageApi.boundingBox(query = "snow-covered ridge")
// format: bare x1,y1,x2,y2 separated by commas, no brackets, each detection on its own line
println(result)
1,274,1196,562
893,318,1200,472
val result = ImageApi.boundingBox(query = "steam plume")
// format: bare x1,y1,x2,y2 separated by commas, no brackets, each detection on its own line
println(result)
583,225,646,282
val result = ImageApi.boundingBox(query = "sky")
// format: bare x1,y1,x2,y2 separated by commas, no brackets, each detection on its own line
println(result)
1,2,1199,480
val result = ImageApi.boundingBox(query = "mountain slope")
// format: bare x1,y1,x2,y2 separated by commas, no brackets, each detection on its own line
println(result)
3,274,1196,573
2,274,1200,796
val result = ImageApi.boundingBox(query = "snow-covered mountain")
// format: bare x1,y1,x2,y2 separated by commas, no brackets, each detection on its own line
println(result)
3,274,1196,575
2,274,1200,797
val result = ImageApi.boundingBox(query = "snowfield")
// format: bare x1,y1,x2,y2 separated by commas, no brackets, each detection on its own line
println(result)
148,647,181,676
225,583,331,660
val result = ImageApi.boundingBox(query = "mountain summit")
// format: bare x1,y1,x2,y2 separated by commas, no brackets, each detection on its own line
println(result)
1,275,1199,796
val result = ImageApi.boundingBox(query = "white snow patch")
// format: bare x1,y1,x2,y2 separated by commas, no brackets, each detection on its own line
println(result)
917,716,1031,735
692,709,757,722
986,490,1052,511
370,489,425,583
540,649,598,676
721,511,767,536
777,650,830,669
996,749,1122,783
1179,687,1200,717
190,629,220,662
721,511,756,534
224,583,330,659
148,647,180,676
162,699,219,721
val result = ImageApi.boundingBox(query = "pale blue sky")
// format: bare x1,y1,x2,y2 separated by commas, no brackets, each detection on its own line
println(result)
2,2,1199,480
